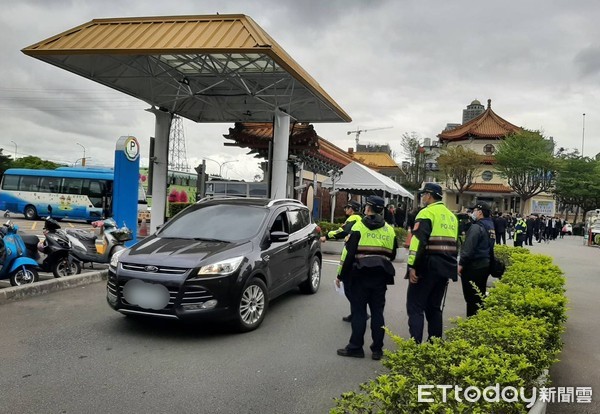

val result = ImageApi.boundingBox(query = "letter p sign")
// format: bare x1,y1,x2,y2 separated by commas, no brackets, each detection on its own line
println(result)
124,136,140,161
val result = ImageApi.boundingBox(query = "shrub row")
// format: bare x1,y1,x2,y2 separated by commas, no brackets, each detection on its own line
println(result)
318,221,408,245
331,245,567,413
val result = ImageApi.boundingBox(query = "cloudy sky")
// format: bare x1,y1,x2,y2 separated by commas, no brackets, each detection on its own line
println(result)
1,0,599,180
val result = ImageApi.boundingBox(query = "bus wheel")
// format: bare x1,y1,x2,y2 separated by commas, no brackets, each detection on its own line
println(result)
24,205,38,220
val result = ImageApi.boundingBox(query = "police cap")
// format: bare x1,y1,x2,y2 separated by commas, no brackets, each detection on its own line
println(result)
418,183,443,198
344,201,361,212
468,201,491,212
366,196,385,213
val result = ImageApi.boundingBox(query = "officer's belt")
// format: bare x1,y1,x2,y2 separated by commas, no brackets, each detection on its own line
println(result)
425,245,458,252
355,253,391,260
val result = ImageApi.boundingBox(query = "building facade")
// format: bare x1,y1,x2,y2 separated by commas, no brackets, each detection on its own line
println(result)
437,99,556,215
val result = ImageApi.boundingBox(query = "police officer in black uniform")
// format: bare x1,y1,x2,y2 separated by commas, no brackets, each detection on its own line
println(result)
336,196,398,360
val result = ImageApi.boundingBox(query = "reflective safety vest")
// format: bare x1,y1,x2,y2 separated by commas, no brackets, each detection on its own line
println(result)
337,219,396,275
515,218,527,235
327,214,362,240
407,201,458,267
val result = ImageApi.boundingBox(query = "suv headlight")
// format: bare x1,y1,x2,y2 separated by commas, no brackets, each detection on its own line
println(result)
110,249,127,269
197,256,244,276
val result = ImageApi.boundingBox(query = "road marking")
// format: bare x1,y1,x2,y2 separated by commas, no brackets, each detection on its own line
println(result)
31,222,37,230
68,223,74,227
323,259,338,265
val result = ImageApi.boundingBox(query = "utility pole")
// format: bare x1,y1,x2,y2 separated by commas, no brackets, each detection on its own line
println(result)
347,126,393,148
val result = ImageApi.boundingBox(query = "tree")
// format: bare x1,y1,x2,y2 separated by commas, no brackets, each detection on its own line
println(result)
399,132,427,192
494,130,556,214
0,149,13,177
553,153,600,220
437,145,482,208
10,156,63,170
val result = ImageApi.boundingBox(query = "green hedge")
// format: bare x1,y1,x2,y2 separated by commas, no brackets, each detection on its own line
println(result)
168,202,194,217
331,247,567,413
318,221,408,245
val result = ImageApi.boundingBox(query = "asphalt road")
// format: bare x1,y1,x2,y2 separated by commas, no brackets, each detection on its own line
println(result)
0,256,469,414
2,237,594,413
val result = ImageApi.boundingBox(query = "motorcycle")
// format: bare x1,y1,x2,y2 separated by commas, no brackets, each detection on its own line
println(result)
0,221,39,286
66,218,132,267
22,217,82,278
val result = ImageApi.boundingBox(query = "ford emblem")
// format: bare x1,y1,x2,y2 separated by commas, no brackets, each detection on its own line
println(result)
144,265,159,272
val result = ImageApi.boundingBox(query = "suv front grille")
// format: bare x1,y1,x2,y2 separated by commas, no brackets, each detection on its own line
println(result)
121,262,188,275
181,284,214,306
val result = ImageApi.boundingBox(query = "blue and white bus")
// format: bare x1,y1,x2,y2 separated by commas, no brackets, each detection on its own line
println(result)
0,167,145,221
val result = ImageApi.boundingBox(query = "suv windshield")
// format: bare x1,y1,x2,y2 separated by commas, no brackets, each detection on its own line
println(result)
159,204,268,241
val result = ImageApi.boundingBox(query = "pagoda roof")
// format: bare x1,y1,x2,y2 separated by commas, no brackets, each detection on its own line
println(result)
466,183,512,193
350,152,399,170
438,99,522,141
223,122,355,174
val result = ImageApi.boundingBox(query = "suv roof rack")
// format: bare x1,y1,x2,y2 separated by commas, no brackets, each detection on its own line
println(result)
266,199,305,208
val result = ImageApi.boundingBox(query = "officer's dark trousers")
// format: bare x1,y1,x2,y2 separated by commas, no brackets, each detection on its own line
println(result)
495,231,505,245
406,276,449,344
460,261,490,317
514,234,525,247
347,274,387,352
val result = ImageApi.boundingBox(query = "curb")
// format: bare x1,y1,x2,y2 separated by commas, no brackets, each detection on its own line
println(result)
0,270,108,305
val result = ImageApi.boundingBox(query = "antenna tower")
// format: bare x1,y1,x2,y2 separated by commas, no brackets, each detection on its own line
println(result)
168,115,190,172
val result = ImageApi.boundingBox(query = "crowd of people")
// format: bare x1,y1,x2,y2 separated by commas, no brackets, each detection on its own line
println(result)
325,189,573,359
490,212,571,246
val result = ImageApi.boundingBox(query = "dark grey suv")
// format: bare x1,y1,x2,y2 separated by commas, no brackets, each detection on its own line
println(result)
107,198,322,331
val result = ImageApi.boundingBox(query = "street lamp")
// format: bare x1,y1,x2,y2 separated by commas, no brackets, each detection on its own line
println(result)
76,142,86,166
581,113,586,157
10,140,17,159
203,157,238,177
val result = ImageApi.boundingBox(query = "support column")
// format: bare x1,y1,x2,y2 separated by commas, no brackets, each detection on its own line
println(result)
270,109,291,200
147,107,172,233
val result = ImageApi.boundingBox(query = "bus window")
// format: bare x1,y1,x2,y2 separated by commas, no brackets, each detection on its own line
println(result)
83,179,104,208
20,176,40,192
62,178,83,195
39,176,60,193
1,175,19,190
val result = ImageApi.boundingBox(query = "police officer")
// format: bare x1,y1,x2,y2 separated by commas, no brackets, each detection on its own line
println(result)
406,183,458,344
514,214,527,247
322,200,362,322
336,196,398,360
458,202,495,317
321,200,362,243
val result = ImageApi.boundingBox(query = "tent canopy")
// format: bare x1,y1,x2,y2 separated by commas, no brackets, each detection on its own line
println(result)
322,162,414,199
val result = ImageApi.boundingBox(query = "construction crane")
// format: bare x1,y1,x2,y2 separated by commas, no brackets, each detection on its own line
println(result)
347,126,393,147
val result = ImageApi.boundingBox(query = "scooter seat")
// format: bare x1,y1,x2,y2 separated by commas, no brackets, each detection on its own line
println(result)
66,229,98,243
21,234,40,249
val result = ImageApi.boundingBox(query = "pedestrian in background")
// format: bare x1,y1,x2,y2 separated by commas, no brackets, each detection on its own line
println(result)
406,183,458,344
514,214,527,247
493,212,507,245
336,196,397,360
458,202,496,317
323,200,362,322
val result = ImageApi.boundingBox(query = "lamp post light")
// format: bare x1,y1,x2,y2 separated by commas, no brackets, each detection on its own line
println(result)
10,140,17,159
203,157,238,177
582,113,586,157
76,142,86,166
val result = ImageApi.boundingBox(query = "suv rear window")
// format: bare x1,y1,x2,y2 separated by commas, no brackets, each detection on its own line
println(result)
159,204,268,241
288,208,310,233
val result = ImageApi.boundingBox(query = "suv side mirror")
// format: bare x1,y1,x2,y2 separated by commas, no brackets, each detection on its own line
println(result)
270,231,289,243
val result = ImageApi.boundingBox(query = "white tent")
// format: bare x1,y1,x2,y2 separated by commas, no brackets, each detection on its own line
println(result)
322,162,414,199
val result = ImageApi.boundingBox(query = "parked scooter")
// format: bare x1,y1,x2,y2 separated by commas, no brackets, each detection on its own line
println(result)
66,218,132,267
0,221,39,286
22,217,82,278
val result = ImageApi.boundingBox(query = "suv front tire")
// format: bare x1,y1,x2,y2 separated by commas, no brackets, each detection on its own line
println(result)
234,277,268,332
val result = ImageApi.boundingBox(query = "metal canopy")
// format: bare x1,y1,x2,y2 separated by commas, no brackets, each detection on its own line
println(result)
22,14,351,123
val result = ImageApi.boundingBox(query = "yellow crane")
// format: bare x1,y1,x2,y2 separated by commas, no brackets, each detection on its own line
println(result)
347,126,393,147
